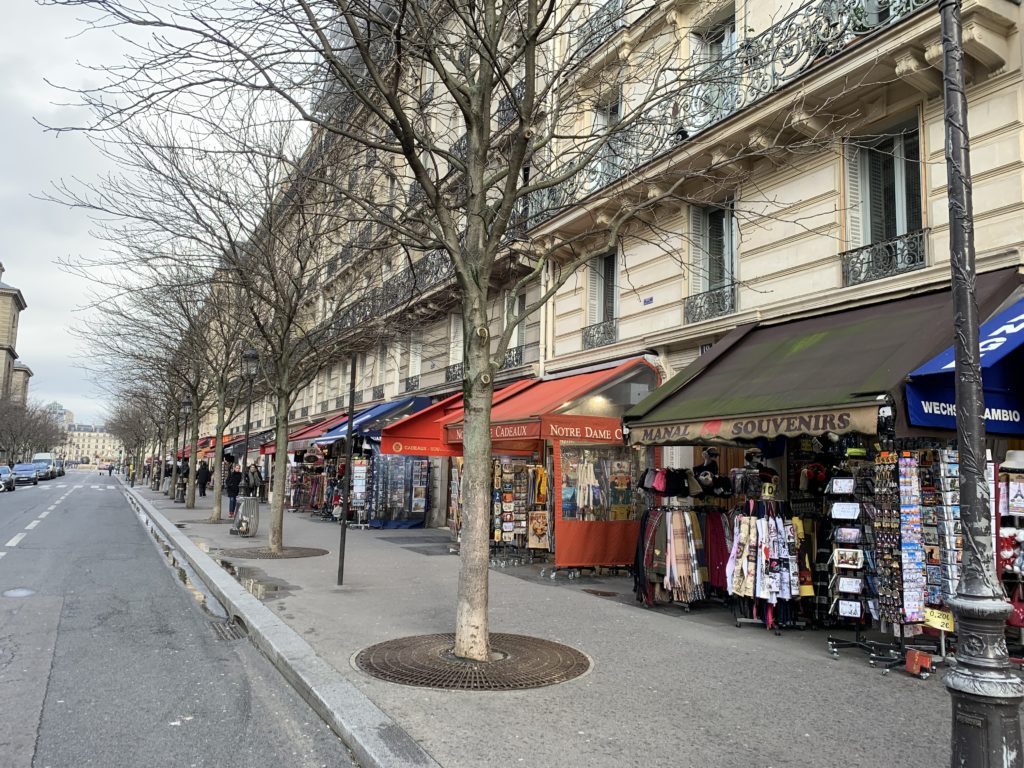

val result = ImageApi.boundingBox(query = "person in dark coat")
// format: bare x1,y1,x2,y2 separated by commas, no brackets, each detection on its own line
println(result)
196,461,211,498
225,463,242,517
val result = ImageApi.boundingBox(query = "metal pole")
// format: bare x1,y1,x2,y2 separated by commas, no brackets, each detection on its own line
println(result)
241,377,254,497
938,2,1024,764
337,357,358,586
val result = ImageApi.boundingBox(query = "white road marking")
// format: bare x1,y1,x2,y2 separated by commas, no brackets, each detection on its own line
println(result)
47,506,56,511
39,510,50,519
5,533,26,547
90,485,99,490
25,520,39,530
106,485,114,490
0,551,6,560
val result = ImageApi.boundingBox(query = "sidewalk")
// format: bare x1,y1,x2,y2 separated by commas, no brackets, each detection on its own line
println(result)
136,485,953,768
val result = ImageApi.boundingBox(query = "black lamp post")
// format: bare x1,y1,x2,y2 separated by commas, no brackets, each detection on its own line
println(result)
174,397,192,503
937,1,1024,764
240,348,260,497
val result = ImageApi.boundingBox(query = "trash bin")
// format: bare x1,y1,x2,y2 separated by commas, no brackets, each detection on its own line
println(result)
230,497,260,537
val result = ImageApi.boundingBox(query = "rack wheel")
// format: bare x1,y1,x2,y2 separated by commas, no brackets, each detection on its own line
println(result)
919,672,930,680
550,571,557,580
539,568,547,578
869,659,877,667
735,620,742,628
881,669,890,676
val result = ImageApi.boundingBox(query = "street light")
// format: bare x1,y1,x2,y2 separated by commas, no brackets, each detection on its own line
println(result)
240,348,260,497
937,1,1024,763
174,396,192,503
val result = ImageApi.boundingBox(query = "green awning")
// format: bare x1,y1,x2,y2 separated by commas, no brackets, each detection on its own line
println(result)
625,268,1021,445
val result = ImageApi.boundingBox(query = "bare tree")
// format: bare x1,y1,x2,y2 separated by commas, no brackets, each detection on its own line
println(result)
45,0,895,659
0,401,65,463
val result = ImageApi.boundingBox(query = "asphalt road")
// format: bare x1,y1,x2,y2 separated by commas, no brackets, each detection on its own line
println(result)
0,470,357,768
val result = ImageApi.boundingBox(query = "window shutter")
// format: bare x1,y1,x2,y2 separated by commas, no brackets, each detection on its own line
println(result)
603,251,618,321
903,130,922,234
449,314,463,365
409,333,422,377
844,140,864,249
587,258,602,325
688,204,707,294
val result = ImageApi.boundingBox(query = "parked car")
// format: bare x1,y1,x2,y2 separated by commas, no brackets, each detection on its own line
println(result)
0,465,16,491
55,460,65,477
33,460,55,480
13,463,39,485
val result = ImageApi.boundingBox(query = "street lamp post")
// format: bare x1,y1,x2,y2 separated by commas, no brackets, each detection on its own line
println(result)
938,1,1024,764
240,348,260,498
174,397,192,503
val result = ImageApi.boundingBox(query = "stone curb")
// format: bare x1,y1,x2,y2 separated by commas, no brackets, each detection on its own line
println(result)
122,484,441,768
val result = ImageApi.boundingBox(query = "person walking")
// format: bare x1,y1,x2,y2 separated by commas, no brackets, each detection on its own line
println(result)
196,461,210,498
107,464,113,477
225,463,242,518
246,463,263,500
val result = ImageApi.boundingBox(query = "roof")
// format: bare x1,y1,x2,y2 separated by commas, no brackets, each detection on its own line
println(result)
625,267,1021,443
0,282,28,310
261,412,350,455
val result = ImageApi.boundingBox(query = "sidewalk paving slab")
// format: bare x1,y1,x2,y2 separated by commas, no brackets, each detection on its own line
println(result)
129,482,964,768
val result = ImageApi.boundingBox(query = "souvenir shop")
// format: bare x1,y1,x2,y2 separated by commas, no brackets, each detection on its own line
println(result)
262,413,350,514
624,272,1024,662
381,357,661,568
311,397,433,527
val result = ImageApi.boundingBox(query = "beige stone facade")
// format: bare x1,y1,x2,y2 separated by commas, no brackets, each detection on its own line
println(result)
61,424,124,464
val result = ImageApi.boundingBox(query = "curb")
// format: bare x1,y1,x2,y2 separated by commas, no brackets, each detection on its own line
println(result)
122,485,441,768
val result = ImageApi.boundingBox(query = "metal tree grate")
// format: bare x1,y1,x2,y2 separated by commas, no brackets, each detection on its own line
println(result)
354,633,591,691
218,547,329,560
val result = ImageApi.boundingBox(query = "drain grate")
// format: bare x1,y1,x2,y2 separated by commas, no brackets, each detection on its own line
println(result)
581,589,619,598
219,546,329,560
210,621,246,642
354,633,590,691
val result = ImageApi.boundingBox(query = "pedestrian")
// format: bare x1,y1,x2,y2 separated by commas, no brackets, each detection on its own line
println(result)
196,461,210,498
107,464,113,476
225,463,242,518
246,463,263,499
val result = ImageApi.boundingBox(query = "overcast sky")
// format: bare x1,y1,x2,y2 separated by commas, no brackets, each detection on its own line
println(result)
1,1,127,424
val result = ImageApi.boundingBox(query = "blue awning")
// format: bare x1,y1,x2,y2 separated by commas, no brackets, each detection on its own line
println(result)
313,397,432,445
906,297,1024,434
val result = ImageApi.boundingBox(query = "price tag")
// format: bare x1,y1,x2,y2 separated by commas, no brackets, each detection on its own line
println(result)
924,608,955,632
831,502,861,520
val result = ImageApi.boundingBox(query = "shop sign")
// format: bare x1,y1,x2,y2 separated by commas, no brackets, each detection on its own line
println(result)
628,405,878,445
542,417,623,443
924,608,955,633
386,440,457,456
447,421,541,443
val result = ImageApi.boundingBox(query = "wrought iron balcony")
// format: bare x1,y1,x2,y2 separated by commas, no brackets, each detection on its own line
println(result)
334,397,346,410
582,319,618,350
445,361,465,384
403,375,420,392
530,0,934,225
496,80,526,129
372,385,385,401
572,0,626,61
354,390,364,405
684,283,738,325
499,345,524,370
840,229,927,287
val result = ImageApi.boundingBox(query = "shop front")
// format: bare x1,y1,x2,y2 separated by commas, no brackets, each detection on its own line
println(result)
622,270,1021,656
383,357,661,569
313,397,432,526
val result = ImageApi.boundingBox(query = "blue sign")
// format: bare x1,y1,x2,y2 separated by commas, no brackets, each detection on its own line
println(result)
906,297,1024,435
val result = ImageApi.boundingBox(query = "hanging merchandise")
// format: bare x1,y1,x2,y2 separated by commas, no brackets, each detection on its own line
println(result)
489,458,548,547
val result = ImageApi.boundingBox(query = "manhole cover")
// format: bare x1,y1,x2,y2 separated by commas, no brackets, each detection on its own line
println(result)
581,589,619,597
3,588,35,598
354,633,591,690
220,547,329,560
210,621,246,642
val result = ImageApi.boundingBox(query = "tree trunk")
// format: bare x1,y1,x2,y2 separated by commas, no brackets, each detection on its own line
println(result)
268,396,289,553
155,430,166,490
453,303,494,661
166,418,179,496
185,411,199,508
208,394,227,522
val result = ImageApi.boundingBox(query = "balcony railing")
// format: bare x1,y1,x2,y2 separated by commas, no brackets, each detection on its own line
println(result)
403,375,420,392
840,229,927,287
530,0,933,226
500,345,524,370
445,361,465,384
354,390,364,405
684,283,738,325
572,0,626,61
582,319,618,350
496,80,526,129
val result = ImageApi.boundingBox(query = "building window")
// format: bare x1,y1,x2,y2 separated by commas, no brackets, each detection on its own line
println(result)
691,9,737,122
688,202,736,294
448,314,463,365
407,332,422,378
503,292,528,348
587,251,617,326
845,125,922,248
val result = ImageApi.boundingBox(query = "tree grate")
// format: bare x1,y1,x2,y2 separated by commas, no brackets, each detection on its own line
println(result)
210,621,246,642
354,633,590,691
219,547,329,560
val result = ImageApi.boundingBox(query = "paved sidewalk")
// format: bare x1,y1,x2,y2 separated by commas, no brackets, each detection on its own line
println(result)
138,485,955,768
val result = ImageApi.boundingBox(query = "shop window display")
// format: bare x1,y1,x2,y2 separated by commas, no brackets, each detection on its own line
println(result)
558,444,636,522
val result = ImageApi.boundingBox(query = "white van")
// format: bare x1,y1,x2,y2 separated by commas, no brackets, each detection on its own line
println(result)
31,453,56,480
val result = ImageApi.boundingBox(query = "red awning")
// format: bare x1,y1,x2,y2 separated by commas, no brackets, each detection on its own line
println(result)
261,412,349,455
380,382,536,456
